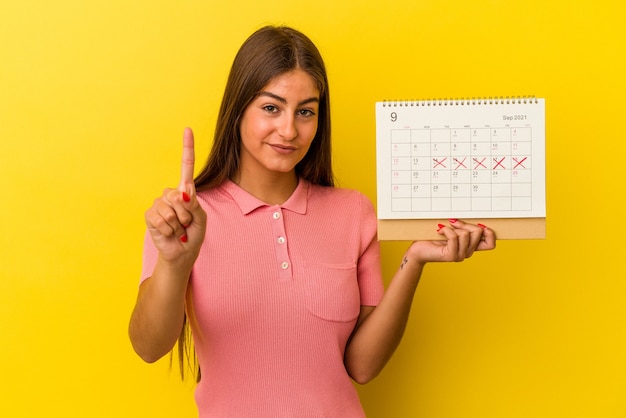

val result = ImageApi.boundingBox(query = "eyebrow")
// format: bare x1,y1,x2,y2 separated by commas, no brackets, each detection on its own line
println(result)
257,91,319,106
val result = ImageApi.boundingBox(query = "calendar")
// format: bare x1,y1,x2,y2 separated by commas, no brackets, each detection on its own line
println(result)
376,98,546,224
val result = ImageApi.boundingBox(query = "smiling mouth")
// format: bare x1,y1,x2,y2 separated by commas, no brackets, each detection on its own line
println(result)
268,143,297,153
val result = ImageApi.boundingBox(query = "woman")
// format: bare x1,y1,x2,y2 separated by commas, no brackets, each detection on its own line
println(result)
129,25,495,417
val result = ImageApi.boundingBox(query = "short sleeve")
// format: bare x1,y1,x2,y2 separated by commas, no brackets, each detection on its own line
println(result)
139,230,159,285
356,192,385,306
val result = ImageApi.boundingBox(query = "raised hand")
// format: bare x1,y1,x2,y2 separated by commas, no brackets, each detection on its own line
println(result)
144,128,207,265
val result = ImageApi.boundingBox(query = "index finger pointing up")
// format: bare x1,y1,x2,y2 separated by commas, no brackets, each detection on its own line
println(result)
178,127,196,193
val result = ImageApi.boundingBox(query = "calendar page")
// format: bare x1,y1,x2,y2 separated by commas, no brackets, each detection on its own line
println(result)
376,98,546,220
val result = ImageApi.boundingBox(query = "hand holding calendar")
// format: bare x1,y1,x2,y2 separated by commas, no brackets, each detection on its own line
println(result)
407,218,496,264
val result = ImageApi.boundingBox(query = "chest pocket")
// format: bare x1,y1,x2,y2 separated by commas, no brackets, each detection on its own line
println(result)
299,259,360,322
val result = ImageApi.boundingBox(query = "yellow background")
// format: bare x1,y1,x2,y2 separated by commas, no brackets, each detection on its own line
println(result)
1,0,625,416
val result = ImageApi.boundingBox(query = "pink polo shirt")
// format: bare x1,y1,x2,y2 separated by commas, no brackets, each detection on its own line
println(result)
141,179,384,417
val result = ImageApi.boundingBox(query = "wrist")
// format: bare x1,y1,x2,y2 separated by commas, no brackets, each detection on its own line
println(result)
399,253,426,274
155,255,194,284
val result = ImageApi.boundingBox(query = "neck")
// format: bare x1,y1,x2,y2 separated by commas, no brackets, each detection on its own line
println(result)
233,170,299,205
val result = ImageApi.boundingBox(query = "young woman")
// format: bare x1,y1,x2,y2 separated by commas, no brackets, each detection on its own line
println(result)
129,25,495,417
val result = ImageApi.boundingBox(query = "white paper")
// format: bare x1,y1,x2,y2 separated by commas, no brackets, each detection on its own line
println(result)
376,98,546,219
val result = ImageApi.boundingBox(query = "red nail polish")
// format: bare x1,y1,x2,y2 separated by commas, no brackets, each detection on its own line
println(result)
437,223,445,232
182,192,190,202
449,218,458,223
180,234,188,243
477,223,486,229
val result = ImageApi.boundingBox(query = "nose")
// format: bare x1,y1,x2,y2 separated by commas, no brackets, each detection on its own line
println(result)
277,114,298,141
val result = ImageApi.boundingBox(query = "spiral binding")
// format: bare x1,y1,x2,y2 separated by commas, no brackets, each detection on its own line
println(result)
381,96,538,107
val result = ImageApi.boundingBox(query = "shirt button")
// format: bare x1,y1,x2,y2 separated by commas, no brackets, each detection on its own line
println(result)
281,261,289,270
277,236,285,244
272,211,281,220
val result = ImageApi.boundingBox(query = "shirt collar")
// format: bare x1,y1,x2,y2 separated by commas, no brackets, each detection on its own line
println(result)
221,179,309,215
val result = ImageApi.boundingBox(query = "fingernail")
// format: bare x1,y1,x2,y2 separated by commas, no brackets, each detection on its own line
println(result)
180,234,188,243
437,223,445,232
449,218,458,223
182,192,190,202
477,223,487,229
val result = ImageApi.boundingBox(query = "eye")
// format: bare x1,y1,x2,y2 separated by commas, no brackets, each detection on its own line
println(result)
262,104,279,113
297,108,316,117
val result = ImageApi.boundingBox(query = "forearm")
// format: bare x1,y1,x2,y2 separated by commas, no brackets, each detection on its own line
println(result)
345,219,496,384
344,255,424,384
128,259,191,363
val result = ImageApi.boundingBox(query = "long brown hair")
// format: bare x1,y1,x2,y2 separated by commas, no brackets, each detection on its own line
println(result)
177,25,334,381
194,25,334,190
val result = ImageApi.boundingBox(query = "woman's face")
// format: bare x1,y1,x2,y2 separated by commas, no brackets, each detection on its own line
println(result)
238,69,320,180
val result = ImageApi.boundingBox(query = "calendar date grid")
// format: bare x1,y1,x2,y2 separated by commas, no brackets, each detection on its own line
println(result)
389,126,533,213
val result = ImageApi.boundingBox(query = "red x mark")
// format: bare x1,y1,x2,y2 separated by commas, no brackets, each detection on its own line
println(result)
473,157,487,169
433,157,447,169
513,157,527,169
453,157,467,169
493,157,506,170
